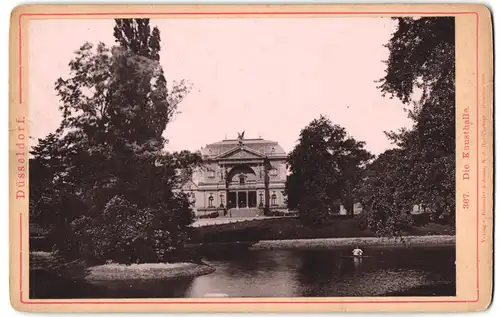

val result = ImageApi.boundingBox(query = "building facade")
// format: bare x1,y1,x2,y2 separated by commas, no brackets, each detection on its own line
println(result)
181,135,288,217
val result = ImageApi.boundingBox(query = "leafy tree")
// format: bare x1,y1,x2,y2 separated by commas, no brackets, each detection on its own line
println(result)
354,149,416,236
356,17,455,236
30,19,201,264
286,115,372,225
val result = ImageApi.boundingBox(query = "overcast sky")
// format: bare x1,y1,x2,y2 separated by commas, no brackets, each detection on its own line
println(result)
28,17,412,155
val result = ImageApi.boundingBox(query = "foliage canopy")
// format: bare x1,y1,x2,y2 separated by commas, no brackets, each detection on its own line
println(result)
286,115,372,225
356,17,455,236
30,19,201,264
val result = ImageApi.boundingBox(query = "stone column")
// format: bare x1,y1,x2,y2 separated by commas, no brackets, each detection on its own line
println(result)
246,191,249,208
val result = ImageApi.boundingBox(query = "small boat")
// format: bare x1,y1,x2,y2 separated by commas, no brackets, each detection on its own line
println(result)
340,255,372,259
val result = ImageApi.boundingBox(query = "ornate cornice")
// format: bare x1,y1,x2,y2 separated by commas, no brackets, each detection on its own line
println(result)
214,145,267,160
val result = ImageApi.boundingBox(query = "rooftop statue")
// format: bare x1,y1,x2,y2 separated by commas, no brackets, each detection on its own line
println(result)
237,131,245,145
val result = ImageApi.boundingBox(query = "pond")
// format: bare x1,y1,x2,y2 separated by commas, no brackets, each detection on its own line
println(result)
30,245,455,298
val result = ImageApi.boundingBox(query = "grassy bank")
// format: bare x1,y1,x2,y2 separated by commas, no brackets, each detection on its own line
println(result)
85,262,215,281
251,235,455,250
192,217,455,244
30,251,215,282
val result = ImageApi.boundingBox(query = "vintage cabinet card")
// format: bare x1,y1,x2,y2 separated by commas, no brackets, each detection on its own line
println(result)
9,3,493,313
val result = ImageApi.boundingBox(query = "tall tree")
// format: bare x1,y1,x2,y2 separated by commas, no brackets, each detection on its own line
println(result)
382,17,455,219
286,115,372,225
356,17,455,236
30,19,201,264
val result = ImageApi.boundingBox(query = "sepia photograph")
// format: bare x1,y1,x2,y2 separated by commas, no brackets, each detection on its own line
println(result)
26,14,457,299
9,3,494,313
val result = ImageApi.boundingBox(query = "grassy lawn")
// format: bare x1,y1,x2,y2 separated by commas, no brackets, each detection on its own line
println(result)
30,216,454,252
191,217,455,243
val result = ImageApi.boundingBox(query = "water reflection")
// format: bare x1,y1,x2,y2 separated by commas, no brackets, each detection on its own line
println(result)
30,246,455,299
187,250,302,297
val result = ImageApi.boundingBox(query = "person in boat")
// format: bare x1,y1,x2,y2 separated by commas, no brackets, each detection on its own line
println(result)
352,246,363,257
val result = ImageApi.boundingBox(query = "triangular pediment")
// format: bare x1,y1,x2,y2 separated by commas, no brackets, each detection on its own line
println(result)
215,146,266,160
181,179,198,191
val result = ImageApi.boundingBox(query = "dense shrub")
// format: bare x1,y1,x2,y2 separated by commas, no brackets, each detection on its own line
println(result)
356,212,369,230
297,194,332,226
412,213,431,226
45,194,195,265
87,196,156,264
356,207,414,237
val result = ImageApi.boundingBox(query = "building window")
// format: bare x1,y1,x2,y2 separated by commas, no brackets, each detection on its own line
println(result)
239,175,245,184
208,194,214,207
271,192,277,205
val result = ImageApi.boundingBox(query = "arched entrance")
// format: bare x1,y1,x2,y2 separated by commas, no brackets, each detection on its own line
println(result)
226,164,258,209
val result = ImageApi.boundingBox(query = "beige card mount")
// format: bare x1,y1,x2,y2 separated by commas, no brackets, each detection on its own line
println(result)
9,3,493,313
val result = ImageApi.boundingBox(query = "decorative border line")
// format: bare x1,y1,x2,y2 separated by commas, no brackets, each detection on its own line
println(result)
17,10,480,305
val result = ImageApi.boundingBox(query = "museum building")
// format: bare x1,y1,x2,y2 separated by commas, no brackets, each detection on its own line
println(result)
180,134,288,217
